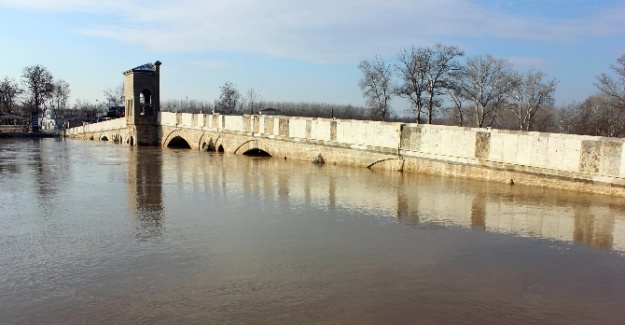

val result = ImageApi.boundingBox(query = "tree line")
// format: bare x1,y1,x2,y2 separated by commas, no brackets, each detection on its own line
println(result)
0,66,132,123
180,46,624,138
3,51,623,138
358,44,625,137
0,65,73,118
160,81,369,120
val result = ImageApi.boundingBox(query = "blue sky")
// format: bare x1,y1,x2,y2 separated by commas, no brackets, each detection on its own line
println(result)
0,0,623,114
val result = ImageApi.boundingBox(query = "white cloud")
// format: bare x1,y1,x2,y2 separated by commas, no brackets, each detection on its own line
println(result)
2,0,623,62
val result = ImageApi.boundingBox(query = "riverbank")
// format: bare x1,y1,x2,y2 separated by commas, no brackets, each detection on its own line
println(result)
0,132,61,138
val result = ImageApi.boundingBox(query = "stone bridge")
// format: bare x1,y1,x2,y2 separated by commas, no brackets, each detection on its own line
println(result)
65,111,625,197
63,60,625,196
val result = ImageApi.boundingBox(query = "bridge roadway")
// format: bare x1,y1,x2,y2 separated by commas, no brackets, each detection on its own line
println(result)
65,112,625,196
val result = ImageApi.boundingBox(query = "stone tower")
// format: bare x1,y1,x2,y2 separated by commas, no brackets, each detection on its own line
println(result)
123,60,161,145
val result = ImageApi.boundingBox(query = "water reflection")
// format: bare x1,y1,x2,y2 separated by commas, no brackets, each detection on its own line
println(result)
0,142,20,174
127,147,164,240
158,151,625,253
33,139,69,199
0,139,72,216
470,193,487,230
574,208,616,250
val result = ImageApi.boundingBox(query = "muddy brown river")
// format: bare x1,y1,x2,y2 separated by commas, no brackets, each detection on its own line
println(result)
1,138,624,324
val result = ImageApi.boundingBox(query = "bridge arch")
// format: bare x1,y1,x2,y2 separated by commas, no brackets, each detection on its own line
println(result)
123,131,134,146
167,136,191,149
214,137,225,153
243,148,271,157
100,134,109,141
367,158,405,171
234,139,273,157
163,130,192,149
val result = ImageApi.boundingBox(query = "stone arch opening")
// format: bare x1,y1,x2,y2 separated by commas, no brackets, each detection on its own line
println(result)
100,135,109,141
200,138,217,152
206,139,216,152
167,136,191,149
243,148,271,157
218,144,225,153
234,140,272,157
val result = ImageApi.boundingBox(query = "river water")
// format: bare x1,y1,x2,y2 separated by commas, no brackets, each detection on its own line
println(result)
0,138,624,324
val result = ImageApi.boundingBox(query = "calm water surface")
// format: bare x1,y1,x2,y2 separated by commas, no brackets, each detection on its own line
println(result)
1,138,624,324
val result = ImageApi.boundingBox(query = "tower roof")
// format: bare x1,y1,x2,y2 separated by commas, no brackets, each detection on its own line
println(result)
123,62,156,75
132,63,155,71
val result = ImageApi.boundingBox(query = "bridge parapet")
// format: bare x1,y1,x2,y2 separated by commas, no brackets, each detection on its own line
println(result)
254,115,399,153
159,112,400,153
65,118,127,136
158,111,177,126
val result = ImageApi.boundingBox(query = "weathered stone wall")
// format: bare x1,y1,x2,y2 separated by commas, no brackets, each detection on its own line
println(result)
396,124,625,195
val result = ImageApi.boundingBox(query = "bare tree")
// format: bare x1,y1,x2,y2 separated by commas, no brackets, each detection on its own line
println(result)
0,77,22,114
395,44,464,124
395,46,427,122
507,69,557,131
160,99,213,113
50,79,71,114
595,53,625,111
73,99,101,120
103,83,124,107
217,81,241,114
571,94,625,137
260,101,367,119
456,55,517,128
548,103,580,134
21,65,54,115
444,82,465,126
245,88,261,114
358,56,393,121
423,44,464,124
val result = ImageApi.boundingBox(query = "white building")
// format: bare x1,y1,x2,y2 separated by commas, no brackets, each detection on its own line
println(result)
39,107,62,130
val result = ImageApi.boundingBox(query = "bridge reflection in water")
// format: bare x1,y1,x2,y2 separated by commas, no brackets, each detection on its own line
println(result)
127,147,164,240
130,147,625,253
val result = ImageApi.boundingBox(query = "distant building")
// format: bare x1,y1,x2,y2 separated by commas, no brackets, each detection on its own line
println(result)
39,107,63,130
0,113,26,125
39,108,90,129
107,106,126,118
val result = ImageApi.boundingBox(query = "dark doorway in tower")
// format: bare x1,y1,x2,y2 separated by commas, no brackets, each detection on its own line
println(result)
167,136,191,149
139,90,152,116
